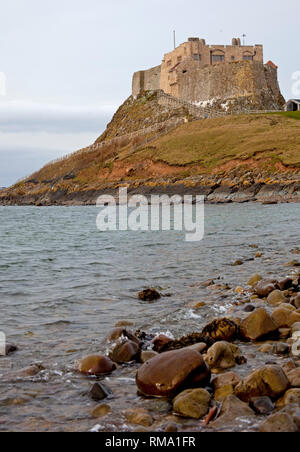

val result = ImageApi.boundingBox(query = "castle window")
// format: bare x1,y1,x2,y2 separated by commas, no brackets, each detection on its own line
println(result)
212,54,225,63
231,56,235,61
167,60,172,67
193,54,200,61
182,70,187,74
243,55,253,61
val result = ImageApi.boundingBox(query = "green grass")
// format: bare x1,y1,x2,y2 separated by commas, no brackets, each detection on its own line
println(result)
130,113,300,169
272,111,300,120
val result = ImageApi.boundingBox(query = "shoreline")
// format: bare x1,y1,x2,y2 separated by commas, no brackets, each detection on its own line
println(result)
1,181,300,206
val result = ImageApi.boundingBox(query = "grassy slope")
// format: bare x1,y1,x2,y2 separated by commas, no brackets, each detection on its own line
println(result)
124,112,300,170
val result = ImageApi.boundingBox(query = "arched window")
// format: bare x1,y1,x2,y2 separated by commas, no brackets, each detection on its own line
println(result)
243,52,253,61
211,50,225,64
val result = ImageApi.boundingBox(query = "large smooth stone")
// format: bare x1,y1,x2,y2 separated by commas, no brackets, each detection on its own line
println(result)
78,355,116,376
239,308,278,341
136,349,211,398
235,365,289,402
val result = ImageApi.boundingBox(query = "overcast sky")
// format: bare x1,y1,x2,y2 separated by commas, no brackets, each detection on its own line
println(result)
0,0,299,186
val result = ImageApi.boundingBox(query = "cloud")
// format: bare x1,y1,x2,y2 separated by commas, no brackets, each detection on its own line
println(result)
0,100,116,133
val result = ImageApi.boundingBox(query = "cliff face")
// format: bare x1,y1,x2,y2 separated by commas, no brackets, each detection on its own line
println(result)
173,61,285,111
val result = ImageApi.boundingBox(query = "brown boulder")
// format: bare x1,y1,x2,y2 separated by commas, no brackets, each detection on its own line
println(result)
276,388,300,407
211,395,254,428
109,340,140,364
6,364,44,379
78,355,116,376
235,365,289,402
239,308,278,341
247,274,262,287
286,368,300,388
267,290,288,306
212,372,241,390
292,294,300,309
136,348,211,398
205,341,242,372
124,408,153,427
173,388,211,419
140,351,158,363
104,328,141,346
277,277,294,291
214,385,234,401
249,396,274,415
271,307,300,328
254,280,276,298
152,334,174,352
259,412,298,433
91,404,111,418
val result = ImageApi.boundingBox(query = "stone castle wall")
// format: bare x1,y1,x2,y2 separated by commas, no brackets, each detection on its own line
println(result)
132,65,161,98
175,61,284,105
160,38,263,96
131,38,284,110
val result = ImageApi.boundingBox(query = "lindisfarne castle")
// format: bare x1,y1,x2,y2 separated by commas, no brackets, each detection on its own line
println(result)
132,37,285,111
